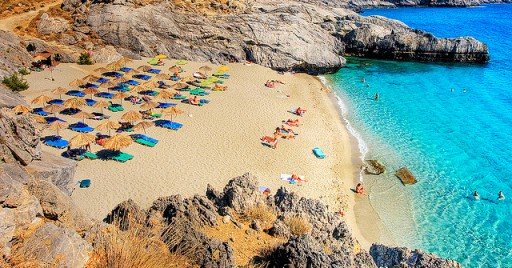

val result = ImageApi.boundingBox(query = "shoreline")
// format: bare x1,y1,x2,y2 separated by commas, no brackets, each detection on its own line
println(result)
21,59,384,250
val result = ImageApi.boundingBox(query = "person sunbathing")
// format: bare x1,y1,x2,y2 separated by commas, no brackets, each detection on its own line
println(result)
214,83,227,91
285,119,300,127
265,80,275,88
189,96,200,106
295,107,307,116
281,125,297,135
261,135,279,149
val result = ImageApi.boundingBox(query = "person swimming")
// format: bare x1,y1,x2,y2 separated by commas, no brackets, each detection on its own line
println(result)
374,93,379,101
356,183,365,194
498,191,505,201
473,191,480,200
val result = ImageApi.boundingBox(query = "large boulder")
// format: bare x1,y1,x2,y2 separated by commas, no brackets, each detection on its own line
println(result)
0,30,32,78
25,152,77,195
370,244,462,268
0,85,26,108
13,222,92,267
37,13,70,35
0,208,16,256
0,108,41,166
220,173,266,214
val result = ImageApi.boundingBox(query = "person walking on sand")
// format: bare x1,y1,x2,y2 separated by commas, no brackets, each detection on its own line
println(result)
498,191,505,201
473,191,480,200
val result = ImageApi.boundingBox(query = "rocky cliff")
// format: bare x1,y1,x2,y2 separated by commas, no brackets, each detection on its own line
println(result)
58,0,488,75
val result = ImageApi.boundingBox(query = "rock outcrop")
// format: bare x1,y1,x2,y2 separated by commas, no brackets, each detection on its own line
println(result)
370,244,462,268
0,108,41,165
0,30,32,78
61,0,488,75
37,13,70,36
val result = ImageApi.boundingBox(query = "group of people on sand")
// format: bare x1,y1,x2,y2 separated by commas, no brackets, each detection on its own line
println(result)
473,190,505,201
265,80,285,88
260,117,302,149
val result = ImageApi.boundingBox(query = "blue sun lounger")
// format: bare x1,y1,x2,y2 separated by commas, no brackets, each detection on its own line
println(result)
84,83,99,89
97,77,109,83
43,135,69,149
103,72,123,78
111,85,130,92
66,90,85,97
155,120,183,130
69,122,94,133
125,80,140,86
60,108,81,115
157,102,176,108
45,117,65,124
312,147,326,159
133,74,152,80
120,67,133,72
131,134,159,144
32,107,49,116
85,99,97,106
48,99,64,105
147,68,161,74
96,92,114,99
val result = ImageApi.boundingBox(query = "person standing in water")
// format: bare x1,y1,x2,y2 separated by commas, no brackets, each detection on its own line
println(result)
473,191,480,200
374,93,379,101
498,191,505,201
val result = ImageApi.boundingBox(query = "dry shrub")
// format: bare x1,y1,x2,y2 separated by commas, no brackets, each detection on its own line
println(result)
86,225,193,268
285,216,311,236
245,205,277,227
250,244,281,268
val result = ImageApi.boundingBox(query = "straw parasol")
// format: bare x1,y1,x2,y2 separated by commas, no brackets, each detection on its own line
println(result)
133,121,154,133
142,81,156,88
73,111,93,123
158,89,174,100
43,104,64,115
31,95,52,106
83,88,99,98
93,100,109,113
64,97,86,109
181,76,196,83
130,85,146,93
137,65,151,72
121,110,142,123
140,101,159,111
107,62,122,71
31,114,47,124
94,67,109,73
51,87,68,99
162,106,184,123
83,74,100,83
199,65,213,74
69,133,95,148
172,82,189,90
12,104,31,114
103,134,132,151
115,77,128,84
47,121,68,135
113,92,129,104
69,79,84,88
101,81,116,89
96,120,121,135
155,73,169,80
169,66,180,74
125,69,138,76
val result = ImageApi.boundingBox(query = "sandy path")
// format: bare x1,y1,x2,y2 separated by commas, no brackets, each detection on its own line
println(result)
0,1,62,32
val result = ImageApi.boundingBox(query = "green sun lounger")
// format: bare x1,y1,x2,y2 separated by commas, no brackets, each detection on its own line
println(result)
83,151,98,160
151,113,162,118
108,105,124,112
172,95,187,100
112,152,134,162
134,138,156,147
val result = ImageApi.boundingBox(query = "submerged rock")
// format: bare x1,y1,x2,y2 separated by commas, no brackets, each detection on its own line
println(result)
395,167,417,185
364,160,386,175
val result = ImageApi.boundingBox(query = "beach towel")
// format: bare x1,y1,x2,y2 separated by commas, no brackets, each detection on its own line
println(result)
133,74,152,80
96,92,114,99
66,90,85,97
120,67,133,72
312,147,326,159
85,99,97,106
48,99,64,105
147,68,161,74
69,122,94,133
154,120,183,130
32,107,49,116
97,77,109,83
45,117,65,124
103,71,123,78
43,135,69,149
280,174,307,185
157,102,176,108
79,179,91,188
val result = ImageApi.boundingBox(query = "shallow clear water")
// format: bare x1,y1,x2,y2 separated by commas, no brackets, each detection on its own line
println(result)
325,5,512,267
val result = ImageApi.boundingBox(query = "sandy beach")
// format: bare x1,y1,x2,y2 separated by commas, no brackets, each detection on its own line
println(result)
21,58,385,249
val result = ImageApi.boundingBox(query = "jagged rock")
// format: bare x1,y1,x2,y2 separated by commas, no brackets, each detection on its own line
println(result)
0,108,41,166
27,179,91,232
0,30,32,78
395,167,417,185
25,153,76,195
370,244,462,268
250,219,262,231
104,199,145,230
364,160,385,175
221,173,266,214
0,208,15,257
91,45,123,64
206,183,223,205
148,194,218,227
37,13,69,35
267,220,291,238
0,85,26,108
25,39,78,63
14,222,92,267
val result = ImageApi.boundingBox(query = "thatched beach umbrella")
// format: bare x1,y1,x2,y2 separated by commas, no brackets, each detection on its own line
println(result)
93,100,109,113
94,67,109,73
47,121,68,135
158,89,174,100
83,74,100,83
121,110,142,123
83,88,99,99
172,82,188,91
51,87,68,99
31,95,52,106
69,79,84,88
69,133,95,148
133,121,154,134
125,69,138,76
31,114,47,124
113,92,129,104
101,81,116,89
130,85,146,93
199,65,212,74
43,104,64,115
12,104,31,115
103,134,132,151
115,77,128,84
181,76,196,83
73,111,93,123
140,101,159,111
64,98,86,109
142,81,156,88
137,65,151,72
168,66,180,74
97,120,121,135
155,73,169,80
107,62,122,71
162,106,184,123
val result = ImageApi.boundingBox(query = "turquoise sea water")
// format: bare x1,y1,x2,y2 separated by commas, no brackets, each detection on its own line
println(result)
325,5,512,267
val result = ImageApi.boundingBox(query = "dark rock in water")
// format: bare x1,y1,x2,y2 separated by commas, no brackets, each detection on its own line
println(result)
364,160,385,175
395,167,417,185
370,244,462,268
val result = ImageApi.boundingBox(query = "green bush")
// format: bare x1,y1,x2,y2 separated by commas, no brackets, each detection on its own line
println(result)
2,73,29,92
78,52,93,65
18,68,30,76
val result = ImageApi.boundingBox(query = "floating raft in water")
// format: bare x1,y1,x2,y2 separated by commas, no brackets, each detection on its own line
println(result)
395,167,417,185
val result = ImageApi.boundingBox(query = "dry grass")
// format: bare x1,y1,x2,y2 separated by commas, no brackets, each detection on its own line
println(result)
86,224,194,268
0,0,59,18
285,216,311,236
250,244,282,268
245,205,277,229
